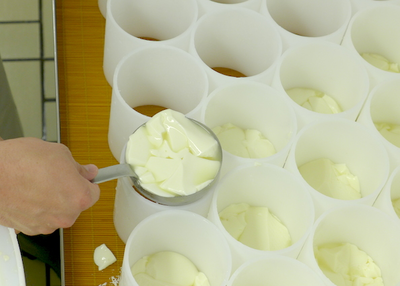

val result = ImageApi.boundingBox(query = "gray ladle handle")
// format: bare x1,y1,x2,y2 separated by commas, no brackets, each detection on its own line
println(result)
91,163,136,184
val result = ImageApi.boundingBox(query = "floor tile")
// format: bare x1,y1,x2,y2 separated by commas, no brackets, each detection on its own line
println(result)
3,60,42,138
43,0,55,58
1,0,61,284
45,101,58,142
0,23,40,59
0,0,39,22
45,60,56,99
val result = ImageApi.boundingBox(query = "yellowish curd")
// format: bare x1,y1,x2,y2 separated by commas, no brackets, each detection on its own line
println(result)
374,122,400,148
299,158,361,200
361,53,400,73
94,244,117,271
219,203,292,251
285,87,342,114
212,123,276,158
131,251,210,286
392,197,400,218
125,109,221,197
315,242,384,286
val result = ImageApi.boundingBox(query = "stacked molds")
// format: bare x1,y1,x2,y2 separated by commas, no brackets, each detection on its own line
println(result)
100,0,400,285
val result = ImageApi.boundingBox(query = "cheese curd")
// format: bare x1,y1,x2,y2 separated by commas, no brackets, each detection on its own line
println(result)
94,244,117,271
315,242,384,286
131,251,210,286
286,87,342,114
392,197,400,218
125,109,221,197
212,123,276,158
374,122,400,148
361,53,400,73
299,158,361,200
219,203,292,251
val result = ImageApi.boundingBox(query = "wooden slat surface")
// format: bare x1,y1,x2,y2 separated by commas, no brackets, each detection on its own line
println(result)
56,1,125,285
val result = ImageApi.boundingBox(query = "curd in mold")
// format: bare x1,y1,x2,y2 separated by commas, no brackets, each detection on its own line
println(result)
212,123,276,158
219,203,292,251
361,53,400,73
125,109,221,197
286,87,342,114
374,122,400,148
315,242,384,286
392,197,400,218
299,158,361,200
131,251,210,286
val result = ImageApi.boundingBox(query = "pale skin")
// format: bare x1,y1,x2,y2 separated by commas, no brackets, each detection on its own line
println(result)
0,137,100,235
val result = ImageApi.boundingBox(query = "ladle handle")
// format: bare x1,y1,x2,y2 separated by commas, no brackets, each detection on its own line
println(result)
91,163,136,184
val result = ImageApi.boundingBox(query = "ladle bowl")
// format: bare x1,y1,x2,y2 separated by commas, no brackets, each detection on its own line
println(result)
92,118,223,206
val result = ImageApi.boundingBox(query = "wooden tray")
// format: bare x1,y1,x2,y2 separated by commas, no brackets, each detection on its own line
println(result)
56,1,125,285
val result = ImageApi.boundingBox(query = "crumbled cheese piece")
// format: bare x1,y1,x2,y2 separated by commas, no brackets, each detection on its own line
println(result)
94,244,117,271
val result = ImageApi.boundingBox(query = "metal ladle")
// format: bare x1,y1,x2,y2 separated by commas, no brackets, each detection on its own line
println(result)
91,163,136,184
91,119,223,206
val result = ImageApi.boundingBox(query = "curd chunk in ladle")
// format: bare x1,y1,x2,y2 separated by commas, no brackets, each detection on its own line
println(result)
125,109,221,197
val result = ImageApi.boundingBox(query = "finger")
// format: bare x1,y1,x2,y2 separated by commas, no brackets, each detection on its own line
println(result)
77,163,99,181
79,182,101,211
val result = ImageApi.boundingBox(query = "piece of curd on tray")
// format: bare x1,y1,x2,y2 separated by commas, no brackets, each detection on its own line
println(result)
125,109,221,197
299,158,361,200
315,242,384,286
286,87,342,114
212,123,276,158
219,203,292,251
361,53,400,73
374,122,400,148
131,251,210,286
94,244,117,271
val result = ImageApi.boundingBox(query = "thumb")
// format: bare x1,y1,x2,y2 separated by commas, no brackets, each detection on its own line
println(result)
78,164,99,181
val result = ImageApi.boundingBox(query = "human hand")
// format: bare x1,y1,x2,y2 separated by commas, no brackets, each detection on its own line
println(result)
0,137,100,235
